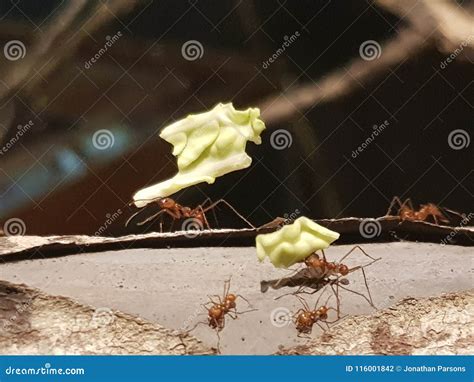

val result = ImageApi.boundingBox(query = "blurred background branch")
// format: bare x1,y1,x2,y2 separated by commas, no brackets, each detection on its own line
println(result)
0,0,472,235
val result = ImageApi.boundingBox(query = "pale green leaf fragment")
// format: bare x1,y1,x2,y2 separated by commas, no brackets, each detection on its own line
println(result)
133,103,265,207
177,120,219,169
256,217,340,268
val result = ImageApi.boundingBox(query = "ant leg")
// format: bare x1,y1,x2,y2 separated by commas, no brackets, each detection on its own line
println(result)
337,277,376,310
186,321,208,333
315,321,327,331
136,209,168,227
159,212,164,233
235,308,258,315
215,331,222,354
208,295,223,305
125,207,147,227
295,294,311,312
329,281,342,319
385,196,404,216
320,249,327,262
228,310,238,319
236,294,252,307
404,198,415,211
202,199,255,229
297,332,312,339
193,205,210,230
223,278,231,299
361,267,375,308
200,198,219,228
443,207,466,220
313,286,328,310
274,286,305,301
319,289,334,311
338,245,379,264
339,266,377,309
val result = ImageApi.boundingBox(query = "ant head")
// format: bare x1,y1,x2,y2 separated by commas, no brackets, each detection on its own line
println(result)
296,312,314,333
338,264,349,276
209,306,222,319
297,311,313,325
226,294,236,302
305,254,322,267
158,198,175,209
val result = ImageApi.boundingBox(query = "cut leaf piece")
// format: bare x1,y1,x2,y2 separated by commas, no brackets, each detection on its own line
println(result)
133,103,265,207
256,217,340,268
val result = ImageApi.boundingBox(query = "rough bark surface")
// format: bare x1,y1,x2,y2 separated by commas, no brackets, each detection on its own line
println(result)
0,280,215,355
1,218,472,262
278,290,474,355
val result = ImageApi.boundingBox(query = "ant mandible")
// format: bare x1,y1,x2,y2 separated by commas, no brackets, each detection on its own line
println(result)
125,197,255,230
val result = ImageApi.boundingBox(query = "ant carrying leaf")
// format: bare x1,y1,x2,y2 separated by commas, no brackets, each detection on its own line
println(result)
125,197,255,231
271,246,380,314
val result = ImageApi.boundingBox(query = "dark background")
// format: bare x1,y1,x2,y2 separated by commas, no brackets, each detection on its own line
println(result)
0,0,472,235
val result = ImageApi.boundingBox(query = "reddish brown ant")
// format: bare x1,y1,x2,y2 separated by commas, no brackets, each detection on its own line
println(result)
188,279,255,352
125,197,255,231
275,246,380,312
292,292,338,336
385,197,459,225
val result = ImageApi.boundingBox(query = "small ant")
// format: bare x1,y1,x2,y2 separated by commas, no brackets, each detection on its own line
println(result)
385,197,457,225
292,292,338,336
188,279,255,352
126,197,255,231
